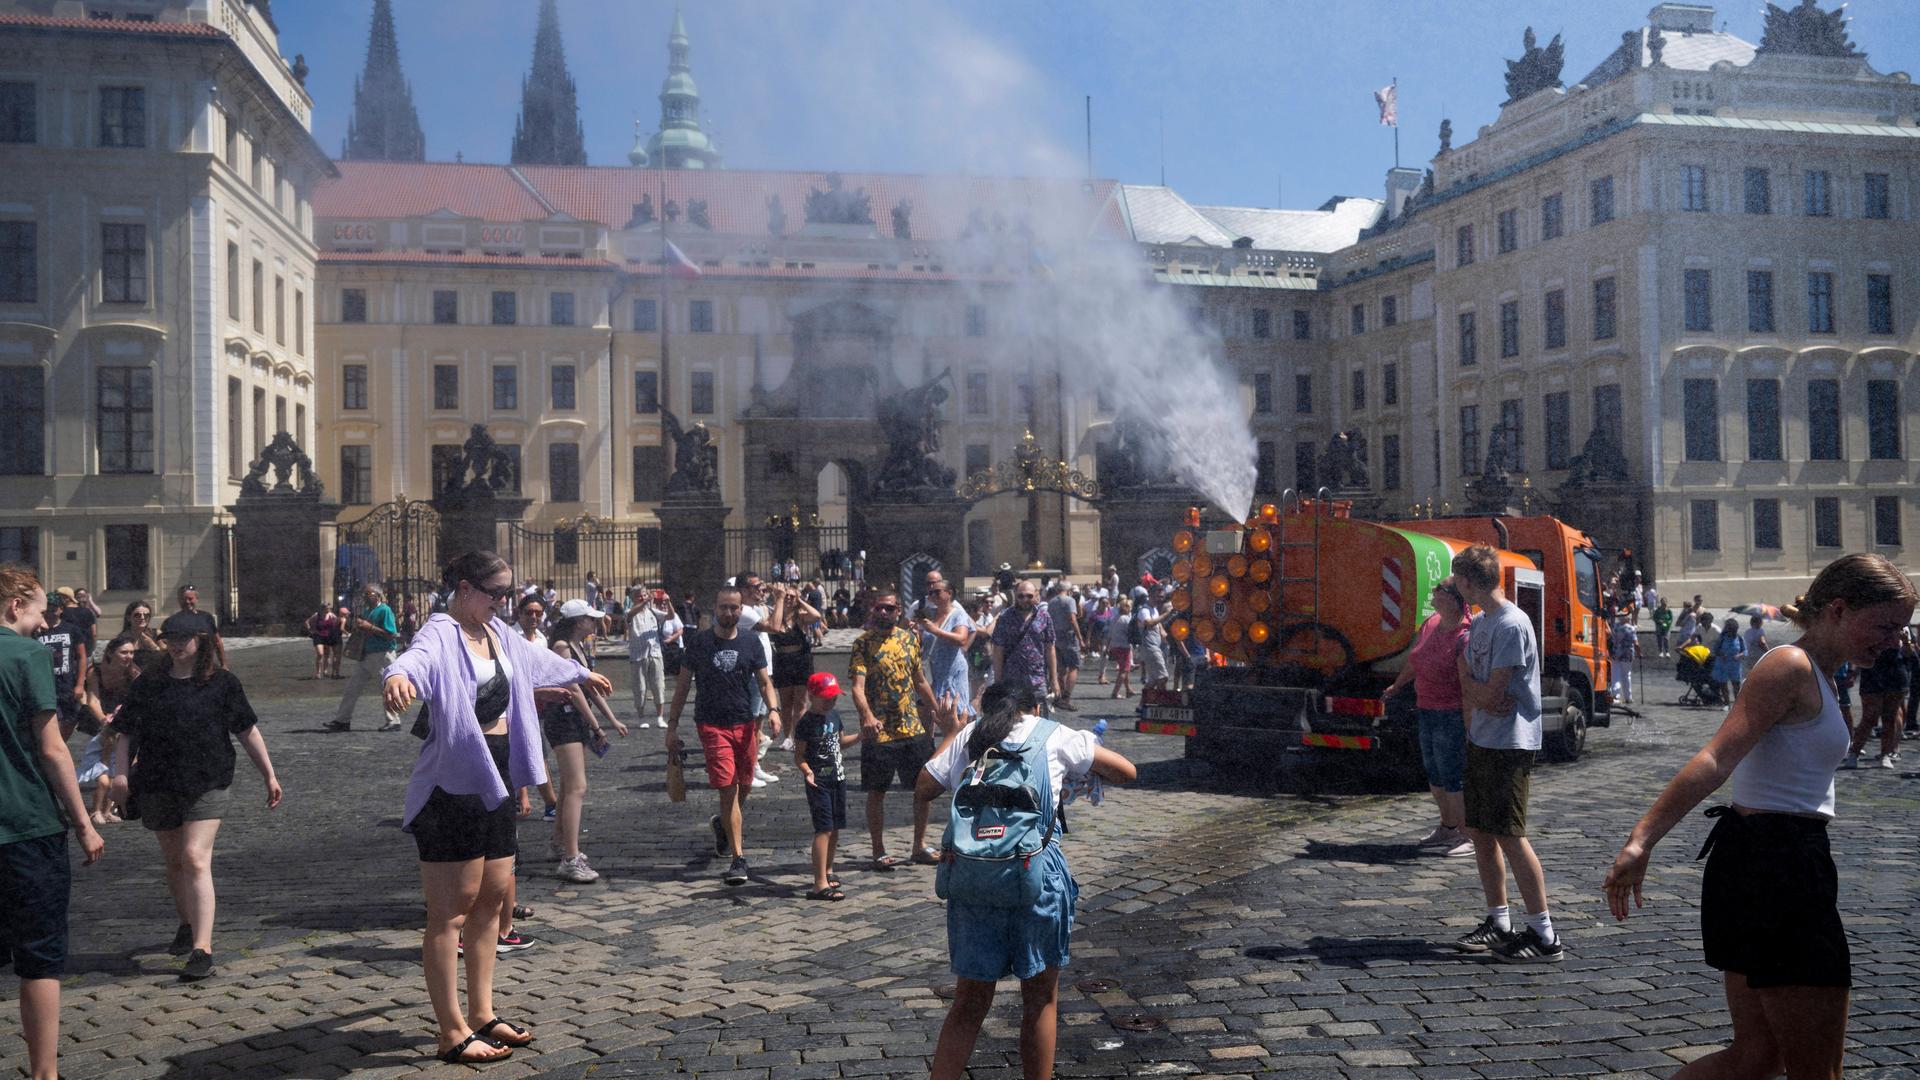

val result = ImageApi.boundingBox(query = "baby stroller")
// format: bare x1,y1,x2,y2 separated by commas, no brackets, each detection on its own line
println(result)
1675,644,1722,706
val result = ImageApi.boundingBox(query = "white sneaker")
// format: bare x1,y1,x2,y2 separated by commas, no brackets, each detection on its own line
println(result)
778,736,795,752
555,854,599,883
753,765,779,785
1879,754,1897,770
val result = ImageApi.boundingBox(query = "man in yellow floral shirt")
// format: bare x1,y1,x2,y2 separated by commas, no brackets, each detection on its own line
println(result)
848,590,939,870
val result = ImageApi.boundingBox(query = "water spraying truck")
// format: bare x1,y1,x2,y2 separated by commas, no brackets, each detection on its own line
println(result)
1137,496,1613,778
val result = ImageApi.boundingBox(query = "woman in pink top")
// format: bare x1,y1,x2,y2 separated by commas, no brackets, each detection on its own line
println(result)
1384,577,1474,857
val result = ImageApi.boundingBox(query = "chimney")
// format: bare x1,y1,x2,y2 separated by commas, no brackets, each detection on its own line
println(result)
1648,4,1715,34
1384,166,1423,219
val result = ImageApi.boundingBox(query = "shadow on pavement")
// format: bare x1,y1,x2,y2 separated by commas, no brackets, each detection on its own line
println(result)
1243,935,1459,969
158,1005,419,1079
1296,838,1428,863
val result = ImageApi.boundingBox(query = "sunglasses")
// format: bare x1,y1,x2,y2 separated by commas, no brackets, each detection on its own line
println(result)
467,579,517,601
873,603,899,611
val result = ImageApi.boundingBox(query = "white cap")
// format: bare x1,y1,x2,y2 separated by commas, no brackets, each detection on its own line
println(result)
557,598,598,621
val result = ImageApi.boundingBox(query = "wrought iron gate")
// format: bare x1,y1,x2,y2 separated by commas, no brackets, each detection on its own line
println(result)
725,514,852,583
329,497,441,606
505,514,662,601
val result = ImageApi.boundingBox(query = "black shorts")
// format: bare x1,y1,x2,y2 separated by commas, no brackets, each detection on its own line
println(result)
0,832,70,979
410,734,517,863
541,708,589,747
1699,808,1850,989
772,653,814,689
1463,744,1533,837
860,734,933,792
806,776,848,833
1055,643,1081,672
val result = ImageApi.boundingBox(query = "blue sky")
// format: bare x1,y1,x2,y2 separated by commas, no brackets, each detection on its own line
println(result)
277,1,1920,210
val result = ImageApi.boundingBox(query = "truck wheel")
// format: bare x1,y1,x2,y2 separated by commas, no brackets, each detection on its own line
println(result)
1545,691,1589,763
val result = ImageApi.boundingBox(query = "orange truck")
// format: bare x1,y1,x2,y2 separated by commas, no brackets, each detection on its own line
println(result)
1136,498,1613,778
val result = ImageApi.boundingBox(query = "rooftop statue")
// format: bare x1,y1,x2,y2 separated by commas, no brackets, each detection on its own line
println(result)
1503,26,1565,106
1756,0,1861,58
660,408,719,497
627,194,655,227
804,173,874,227
688,198,711,230
892,199,913,240
1322,430,1369,491
766,193,787,236
1437,118,1452,153
240,432,322,497
1099,413,1177,492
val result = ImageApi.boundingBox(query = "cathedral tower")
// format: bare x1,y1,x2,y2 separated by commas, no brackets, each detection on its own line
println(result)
511,0,588,166
342,0,425,160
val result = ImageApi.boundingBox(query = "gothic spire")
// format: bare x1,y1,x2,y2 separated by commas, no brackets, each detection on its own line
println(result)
644,7,723,169
511,0,587,166
342,0,425,161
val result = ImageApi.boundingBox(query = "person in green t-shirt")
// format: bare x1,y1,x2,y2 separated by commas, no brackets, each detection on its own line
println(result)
0,565,106,1080
326,583,402,732
1652,600,1674,659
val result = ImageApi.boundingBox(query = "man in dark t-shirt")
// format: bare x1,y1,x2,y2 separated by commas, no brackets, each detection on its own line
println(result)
666,586,777,887
34,597,87,738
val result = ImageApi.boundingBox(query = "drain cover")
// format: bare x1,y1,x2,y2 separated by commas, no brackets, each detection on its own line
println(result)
1076,977,1119,993
1111,1013,1165,1032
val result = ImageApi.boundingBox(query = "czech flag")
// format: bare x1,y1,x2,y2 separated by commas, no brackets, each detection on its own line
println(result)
666,239,703,279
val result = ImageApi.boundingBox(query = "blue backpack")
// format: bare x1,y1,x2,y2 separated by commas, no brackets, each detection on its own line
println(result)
935,719,1063,908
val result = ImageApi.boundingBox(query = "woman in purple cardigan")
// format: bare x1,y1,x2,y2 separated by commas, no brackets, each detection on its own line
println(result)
382,551,610,1065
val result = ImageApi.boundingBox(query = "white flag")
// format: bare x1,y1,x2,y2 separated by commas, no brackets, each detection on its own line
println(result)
1374,81,1398,127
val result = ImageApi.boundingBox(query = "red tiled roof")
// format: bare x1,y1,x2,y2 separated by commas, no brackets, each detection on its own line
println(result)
0,11,223,37
315,162,552,222
318,251,616,271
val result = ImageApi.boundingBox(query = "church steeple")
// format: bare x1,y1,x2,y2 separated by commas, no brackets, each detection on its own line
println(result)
511,0,587,166
342,0,425,161
643,7,723,169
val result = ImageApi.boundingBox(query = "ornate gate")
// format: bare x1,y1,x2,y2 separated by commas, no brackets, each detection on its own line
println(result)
505,514,662,601
725,508,852,583
329,497,441,605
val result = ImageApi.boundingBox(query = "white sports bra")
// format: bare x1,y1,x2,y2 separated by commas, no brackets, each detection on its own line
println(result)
1727,645,1849,819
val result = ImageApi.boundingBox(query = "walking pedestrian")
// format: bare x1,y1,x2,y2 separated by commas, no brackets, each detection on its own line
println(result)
110,613,281,981
918,680,1137,1080
1676,602,1698,649
1652,599,1673,659
1106,598,1135,699
1605,553,1916,1080
1381,577,1474,858
172,585,225,669
1711,617,1748,707
53,588,97,657
916,577,976,738
768,583,822,750
625,589,678,730
325,583,402,732
849,589,940,869
1132,585,1174,692
989,580,1058,714
79,635,141,825
381,551,608,1064
1611,610,1640,706
793,672,858,901
33,593,87,739
0,566,106,1080
120,599,162,669
541,599,627,883
305,604,340,680
1045,583,1083,713
729,572,782,786
1085,594,1113,685
665,586,779,887
1843,638,1907,770
1449,544,1562,963
1740,615,1771,682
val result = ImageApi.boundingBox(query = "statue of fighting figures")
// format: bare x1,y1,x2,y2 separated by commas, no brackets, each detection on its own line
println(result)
660,407,719,497
440,423,517,496
873,369,956,496
240,431,323,497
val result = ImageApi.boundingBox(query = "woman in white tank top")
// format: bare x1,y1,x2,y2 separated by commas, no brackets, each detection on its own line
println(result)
1602,553,1915,1080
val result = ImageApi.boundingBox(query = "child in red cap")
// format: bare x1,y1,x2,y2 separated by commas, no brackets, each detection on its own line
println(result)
793,672,859,899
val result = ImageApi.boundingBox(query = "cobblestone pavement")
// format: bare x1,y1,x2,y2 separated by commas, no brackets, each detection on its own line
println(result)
23,641,1919,1078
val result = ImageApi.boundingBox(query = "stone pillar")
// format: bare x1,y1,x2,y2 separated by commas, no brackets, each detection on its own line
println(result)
853,496,970,601
657,495,732,606
434,493,533,570
1098,490,1200,582
228,491,338,633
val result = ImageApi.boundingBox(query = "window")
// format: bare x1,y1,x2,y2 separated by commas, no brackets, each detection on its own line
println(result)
1683,269,1713,332
1803,170,1831,216
548,443,580,502
1499,300,1519,357
224,242,239,318
1543,289,1566,349
1682,165,1708,212
1867,380,1900,460
491,291,516,325
339,445,372,505
294,290,304,355
1593,384,1623,449
101,223,145,303
965,304,987,337
551,364,576,410
1807,379,1841,460
96,367,152,473
251,387,264,455
633,369,659,413
1592,276,1617,340
0,526,37,568
1254,440,1277,495
491,365,517,410
0,82,35,144
1294,441,1316,490
1458,405,1479,476
965,443,991,477
273,275,285,345
1753,499,1782,551
1350,303,1365,335
1497,207,1518,252
1251,307,1271,339
1867,274,1893,335
1544,391,1570,470
1292,309,1311,340
1381,433,1401,491
1813,497,1841,549
1683,379,1719,462
1382,362,1398,407
432,289,457,324
1381,295,1397,327
549,291,575,326
691,370,715,415
1457,311,1476,365
295,403,306,448
689,299,714,333
0,218,36,309
1863,173,1890,220
1747,379,1781,461
334,289,366,327
632,445,666,502
1294,373,1312,414
632,297,657,332
1498,398,1524,470
1455,224,1474,267
1252,371,1272,414
1747,270,1775,333
431,444,463,495
1744,167,1771,215
1095,387,1113,415
250,259,263,331
1590,175,1615,225
342,364,368,410
1690,500,1719,552
97,86,144,147
0,368,43,475
1015,374,1033,413
966,372,990,415
1807,272,1834,334
1541,193,1563,240
433,364,458,410
103,524,149,591
1350,369,1366,411
1874,496,1902,547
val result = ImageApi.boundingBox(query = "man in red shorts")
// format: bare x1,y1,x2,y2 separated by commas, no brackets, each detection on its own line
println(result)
666,586,778,886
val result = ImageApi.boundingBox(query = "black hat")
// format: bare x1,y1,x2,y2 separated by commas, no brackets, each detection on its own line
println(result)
159,611,212,639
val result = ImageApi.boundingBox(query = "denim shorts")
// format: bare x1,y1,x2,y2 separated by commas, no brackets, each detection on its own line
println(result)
1416,708,1467,792
946,843,1077,983
0,832,71,979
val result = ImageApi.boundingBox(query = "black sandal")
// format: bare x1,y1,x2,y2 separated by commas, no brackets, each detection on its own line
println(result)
436,1032,510,1064
804,886,846,901
474,1018,534,1047
511,905,534,921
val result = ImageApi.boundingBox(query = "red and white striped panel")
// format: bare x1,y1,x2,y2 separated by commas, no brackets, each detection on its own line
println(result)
1381,557,1404,632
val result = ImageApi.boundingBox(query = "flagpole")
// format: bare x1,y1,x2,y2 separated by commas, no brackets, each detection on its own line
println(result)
1393,77,1400,167
658,163,670,415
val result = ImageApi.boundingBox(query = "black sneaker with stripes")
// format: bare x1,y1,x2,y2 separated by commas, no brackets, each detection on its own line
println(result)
1453,917,1515,953
1492,926,1565,963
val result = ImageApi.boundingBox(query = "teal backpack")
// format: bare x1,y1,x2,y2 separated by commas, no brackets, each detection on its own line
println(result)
935,718,1063,908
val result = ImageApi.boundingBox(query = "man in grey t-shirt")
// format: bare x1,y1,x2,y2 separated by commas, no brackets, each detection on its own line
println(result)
1450,544,1562,964
1046,583,1084,712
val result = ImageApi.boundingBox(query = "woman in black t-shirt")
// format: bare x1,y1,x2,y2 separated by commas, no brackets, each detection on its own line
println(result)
111,613,281,981
767,584,822,749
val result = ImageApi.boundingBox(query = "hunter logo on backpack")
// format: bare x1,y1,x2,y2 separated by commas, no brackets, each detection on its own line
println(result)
936,719,1062,908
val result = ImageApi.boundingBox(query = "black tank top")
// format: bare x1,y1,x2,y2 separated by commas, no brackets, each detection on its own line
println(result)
473,632,509,726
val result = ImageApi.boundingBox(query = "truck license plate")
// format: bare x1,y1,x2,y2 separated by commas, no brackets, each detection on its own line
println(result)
1141,706,1193,722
